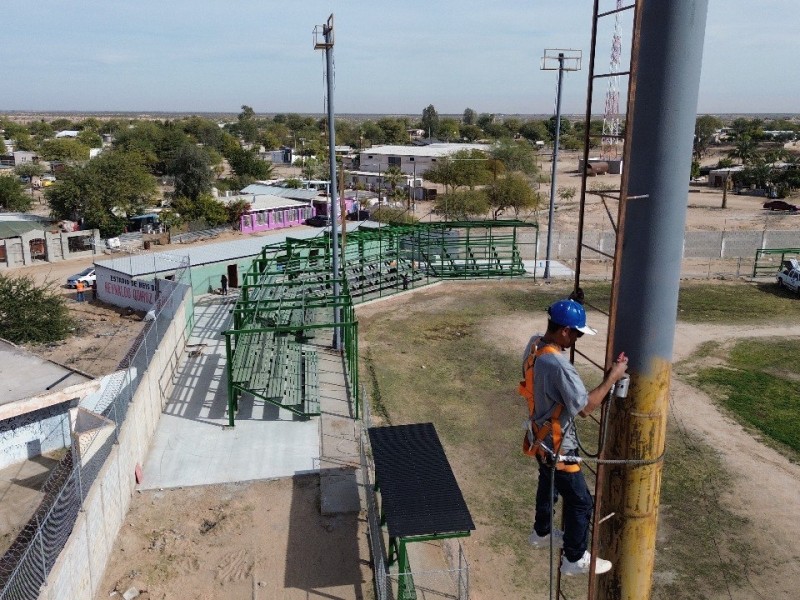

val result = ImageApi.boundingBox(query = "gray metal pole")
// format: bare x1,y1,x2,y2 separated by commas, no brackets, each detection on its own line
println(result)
323,19,341,350
544,53,565,280
598,2,709,598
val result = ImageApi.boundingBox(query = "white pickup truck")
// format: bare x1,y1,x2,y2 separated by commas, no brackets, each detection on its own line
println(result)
777,259,800,294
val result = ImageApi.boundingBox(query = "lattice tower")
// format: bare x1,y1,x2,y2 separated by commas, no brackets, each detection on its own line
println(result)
601,0,623,159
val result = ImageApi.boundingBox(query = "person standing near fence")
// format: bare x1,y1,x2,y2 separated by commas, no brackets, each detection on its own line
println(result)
220,274,228,296
75,280,85,302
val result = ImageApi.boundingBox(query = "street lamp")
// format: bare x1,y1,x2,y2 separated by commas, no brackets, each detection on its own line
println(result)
541,49,581,280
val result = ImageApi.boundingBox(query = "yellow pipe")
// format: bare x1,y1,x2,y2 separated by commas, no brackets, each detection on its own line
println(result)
596,357,670,600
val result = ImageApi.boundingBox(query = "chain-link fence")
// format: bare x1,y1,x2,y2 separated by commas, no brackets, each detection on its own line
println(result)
360,389,470,600
0,258,193,600
540,228,800,262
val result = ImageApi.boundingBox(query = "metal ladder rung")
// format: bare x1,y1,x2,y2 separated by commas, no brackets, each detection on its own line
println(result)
583,301,610,318
581,243,615,260
592,70,631,80
588,132,625,139
598,3,636,18
573,347,605,371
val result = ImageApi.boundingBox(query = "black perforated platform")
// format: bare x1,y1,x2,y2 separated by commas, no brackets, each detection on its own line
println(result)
368,423,475,539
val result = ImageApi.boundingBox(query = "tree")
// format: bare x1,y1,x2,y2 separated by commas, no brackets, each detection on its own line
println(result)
491,139,539,177
438,118,460,142
0,177,32,212
693,115,723,158
459,124,483,142
168,144,214,201
171,194,229,227
382,166,404,204
374,118,407,144
557,186,577,202
547,116,572,140
14,162,45,199
226,198,252,228
301,157,326,180
463,108,477,126
77,129,103,149
421,104,439,138
46,151,157,236
0,274,73,343
487,173,540,219
226,148,273,180
519,120,550,144
39,138,90,161
729,135,758,165
434,189,489,220
425,150,491,193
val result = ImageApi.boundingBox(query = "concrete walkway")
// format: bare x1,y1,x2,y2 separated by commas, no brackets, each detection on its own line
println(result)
140,293,320,489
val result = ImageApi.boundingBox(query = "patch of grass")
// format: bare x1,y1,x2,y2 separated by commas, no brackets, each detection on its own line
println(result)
676,281,800,324
693,338,800,454
654,425,757,600
580,280,800,325
360,281,783,597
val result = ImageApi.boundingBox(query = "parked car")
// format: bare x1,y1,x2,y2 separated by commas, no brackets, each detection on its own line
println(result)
304,215,331,227
66,268,96,288
777,259,800,294
763,200,798,212
346,210,371,221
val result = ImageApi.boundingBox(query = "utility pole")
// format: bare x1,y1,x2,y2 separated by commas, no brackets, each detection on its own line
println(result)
541,49,581,279
596,3,709,598
314,14,341,350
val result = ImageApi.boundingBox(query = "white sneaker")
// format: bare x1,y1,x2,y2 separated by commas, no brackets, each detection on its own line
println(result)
560,551,612,576
528,529,564,549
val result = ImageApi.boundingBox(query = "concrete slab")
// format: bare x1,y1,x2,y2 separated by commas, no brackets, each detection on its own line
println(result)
139,294,320,490
523,259,575,279
0,454,61,554
0,340,91,408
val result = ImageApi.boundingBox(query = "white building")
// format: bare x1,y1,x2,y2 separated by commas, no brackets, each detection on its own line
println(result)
358,143,490,176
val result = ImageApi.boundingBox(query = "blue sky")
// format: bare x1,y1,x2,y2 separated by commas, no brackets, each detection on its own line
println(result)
1,1,797,115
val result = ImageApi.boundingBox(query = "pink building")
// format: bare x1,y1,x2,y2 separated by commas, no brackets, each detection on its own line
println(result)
228,194,314,233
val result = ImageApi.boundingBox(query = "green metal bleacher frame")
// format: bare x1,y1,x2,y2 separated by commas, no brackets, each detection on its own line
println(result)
222,220,538,426
753,247,800,278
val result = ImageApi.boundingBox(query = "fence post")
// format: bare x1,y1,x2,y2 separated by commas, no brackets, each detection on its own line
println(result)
73,448,84,510
36,515,47,588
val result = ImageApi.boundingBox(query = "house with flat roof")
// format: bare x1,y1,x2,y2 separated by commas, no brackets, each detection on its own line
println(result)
358,143,490,176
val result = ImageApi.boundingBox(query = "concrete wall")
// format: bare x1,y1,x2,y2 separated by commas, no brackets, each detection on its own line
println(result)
190,257,257,296
0,229,100,269
535,229,800,261
0,402,73,470
42,293,189,600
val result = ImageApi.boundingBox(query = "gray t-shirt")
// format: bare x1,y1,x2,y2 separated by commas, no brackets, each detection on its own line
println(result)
523,335,588,453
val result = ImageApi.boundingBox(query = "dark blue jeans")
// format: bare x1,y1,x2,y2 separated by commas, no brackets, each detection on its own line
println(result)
534,461,593,562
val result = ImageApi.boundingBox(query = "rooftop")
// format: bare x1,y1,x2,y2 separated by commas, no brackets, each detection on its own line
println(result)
0,340,91,409
360,143,490,158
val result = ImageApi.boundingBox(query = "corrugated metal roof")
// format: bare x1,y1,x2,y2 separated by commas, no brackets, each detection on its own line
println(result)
227,194,310,211
95,224,363,277
240,184,320,201
360,143,490,158
0,221,48,240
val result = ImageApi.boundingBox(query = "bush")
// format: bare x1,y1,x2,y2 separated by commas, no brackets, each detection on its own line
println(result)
0,274,73,343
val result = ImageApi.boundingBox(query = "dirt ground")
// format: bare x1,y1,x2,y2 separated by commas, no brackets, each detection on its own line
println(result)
97,477,372,600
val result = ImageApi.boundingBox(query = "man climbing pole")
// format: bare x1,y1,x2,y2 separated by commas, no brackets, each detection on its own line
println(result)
519,299,628,576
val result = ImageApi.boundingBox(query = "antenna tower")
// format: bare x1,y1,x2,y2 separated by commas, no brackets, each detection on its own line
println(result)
601,0,623,159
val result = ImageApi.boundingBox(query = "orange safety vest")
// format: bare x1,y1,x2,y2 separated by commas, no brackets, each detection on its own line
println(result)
518,343,581,473
76,281,84,292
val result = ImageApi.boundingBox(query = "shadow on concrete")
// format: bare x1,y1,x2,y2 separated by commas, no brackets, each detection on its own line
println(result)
284,474,366,597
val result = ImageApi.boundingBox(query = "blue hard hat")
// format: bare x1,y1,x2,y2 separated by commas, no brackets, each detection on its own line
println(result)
547,299,597,335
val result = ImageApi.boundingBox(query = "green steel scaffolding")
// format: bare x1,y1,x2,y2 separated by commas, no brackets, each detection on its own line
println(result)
222,220,538,426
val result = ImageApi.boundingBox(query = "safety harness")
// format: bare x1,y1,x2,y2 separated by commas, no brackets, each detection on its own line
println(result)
518,343,581,473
